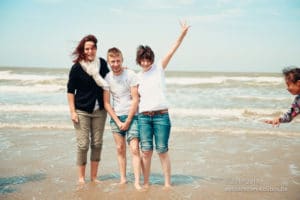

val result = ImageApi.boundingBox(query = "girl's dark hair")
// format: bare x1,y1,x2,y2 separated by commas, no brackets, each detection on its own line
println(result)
282,67,300,83
72,34,97,63
136,45,155,65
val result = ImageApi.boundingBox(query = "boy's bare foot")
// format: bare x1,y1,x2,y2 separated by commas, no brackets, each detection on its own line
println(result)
134,183,142,190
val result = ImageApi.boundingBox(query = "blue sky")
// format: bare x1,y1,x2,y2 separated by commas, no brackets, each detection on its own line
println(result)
0,0,299,72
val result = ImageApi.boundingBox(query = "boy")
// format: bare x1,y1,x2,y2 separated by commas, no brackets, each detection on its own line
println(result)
103,47,142,190
265,67,300,126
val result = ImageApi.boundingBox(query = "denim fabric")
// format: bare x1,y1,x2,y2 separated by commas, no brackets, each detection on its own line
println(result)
138,113,171,153
110,115,139,144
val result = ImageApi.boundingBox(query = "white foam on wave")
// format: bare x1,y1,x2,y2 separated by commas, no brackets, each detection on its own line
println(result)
0,84,65,93
0,104,289,120
232,95,290,102
0,104,68,112
170,108,286,119
0,122,73,129
166,76,283,86
171,126,300,136
0,70,63,82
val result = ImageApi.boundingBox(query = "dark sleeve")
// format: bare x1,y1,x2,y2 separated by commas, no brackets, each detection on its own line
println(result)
279,95,300,123
100,58,110,78
67,65,77,94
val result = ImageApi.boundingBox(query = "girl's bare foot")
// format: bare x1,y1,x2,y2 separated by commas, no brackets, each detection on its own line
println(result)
163,184,172,190
119,179,127,185
91,179,101,183
77,178,85,184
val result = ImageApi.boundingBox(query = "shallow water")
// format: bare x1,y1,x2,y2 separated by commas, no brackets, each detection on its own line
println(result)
0,129,299,199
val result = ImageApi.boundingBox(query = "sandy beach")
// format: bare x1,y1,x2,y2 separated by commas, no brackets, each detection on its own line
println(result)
1,127,299,200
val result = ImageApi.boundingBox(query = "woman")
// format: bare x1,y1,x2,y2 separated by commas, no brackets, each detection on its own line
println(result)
136,21,190,188
67,34,109,183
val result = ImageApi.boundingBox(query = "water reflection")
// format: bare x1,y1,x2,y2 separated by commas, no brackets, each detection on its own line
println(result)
100,173,204,186
0,173,46,194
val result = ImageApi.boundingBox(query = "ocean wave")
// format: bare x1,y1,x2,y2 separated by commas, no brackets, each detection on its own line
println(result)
0,84,65,93
171,127,300,136
166,76,283,86
0,122,73,129
1,121,298,137
231,95,291,102
170,108,289,119
0,104,68,112
0,105,290,119
0,70,65,82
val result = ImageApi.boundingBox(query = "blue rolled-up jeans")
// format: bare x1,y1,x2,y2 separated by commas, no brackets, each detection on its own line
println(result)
138,112,171,154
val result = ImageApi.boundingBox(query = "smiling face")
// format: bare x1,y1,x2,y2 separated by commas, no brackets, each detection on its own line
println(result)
139,59,153,72
84,41,97,61
108,55,123,75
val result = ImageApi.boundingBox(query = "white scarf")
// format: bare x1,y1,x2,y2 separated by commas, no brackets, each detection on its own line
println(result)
80,58,109,89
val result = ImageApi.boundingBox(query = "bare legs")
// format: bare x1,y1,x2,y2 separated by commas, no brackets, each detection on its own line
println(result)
129,138,142,189
77,161,100,183
113,133,127,184
159,152,171,187
78,165,86,184
113,134,142,189
141,151,171,188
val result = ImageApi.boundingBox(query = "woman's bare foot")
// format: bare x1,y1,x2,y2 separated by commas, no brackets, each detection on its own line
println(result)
143,183,150,189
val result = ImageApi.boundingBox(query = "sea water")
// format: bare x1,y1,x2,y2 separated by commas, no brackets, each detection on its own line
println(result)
0,66,299,134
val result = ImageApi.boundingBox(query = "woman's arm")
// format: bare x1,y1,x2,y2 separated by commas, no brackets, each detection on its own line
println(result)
161,20,190,69
67,93,78,123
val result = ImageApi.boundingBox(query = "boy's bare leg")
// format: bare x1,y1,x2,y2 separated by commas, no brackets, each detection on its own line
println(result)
129,138,142,190
113,133,127,184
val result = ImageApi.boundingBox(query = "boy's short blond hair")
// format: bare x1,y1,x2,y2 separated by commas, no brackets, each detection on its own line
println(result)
107,47,123,61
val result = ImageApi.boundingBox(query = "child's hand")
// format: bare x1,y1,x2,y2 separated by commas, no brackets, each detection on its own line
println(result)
264,117,281,127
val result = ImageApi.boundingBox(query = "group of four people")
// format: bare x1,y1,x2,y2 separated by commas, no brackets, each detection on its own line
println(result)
67,21,300,190
67,22,190,189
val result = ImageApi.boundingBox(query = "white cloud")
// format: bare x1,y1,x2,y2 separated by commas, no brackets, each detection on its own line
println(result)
188,8,244,23
177,0,195,5
109,8,123,15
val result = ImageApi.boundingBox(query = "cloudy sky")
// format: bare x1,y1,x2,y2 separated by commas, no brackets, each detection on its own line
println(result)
0,0,299,72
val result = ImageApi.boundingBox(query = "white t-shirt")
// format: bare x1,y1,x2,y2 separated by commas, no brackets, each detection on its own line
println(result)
137,63,168,112
104,69,138,116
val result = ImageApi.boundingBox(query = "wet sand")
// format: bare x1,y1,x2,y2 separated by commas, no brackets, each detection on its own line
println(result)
0,128,300,200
